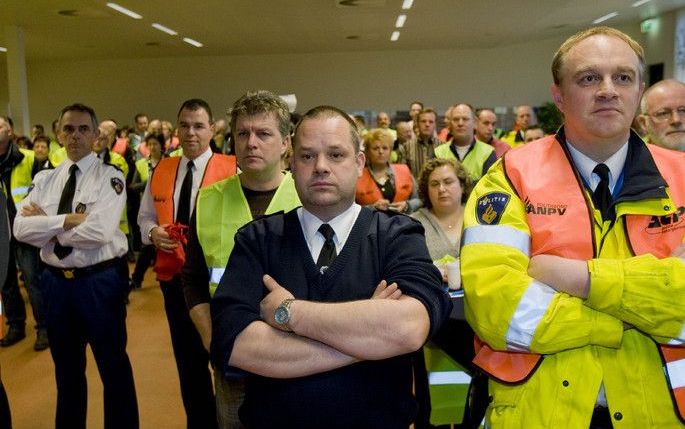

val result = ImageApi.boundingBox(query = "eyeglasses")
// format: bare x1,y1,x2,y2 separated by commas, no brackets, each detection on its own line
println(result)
649,106,685,122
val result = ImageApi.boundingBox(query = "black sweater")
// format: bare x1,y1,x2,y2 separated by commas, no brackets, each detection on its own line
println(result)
211,207,451,428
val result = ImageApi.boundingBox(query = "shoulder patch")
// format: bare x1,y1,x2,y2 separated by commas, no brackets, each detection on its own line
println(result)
476,192,510,225
111,177,124,195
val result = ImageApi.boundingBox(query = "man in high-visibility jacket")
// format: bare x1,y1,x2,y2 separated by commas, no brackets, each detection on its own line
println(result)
434,103,496,182
181,90,300,428
0,115,48,350
138,99,237,429
462,27,685,428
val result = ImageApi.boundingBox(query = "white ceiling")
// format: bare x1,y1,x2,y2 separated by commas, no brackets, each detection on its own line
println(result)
0,0,684,61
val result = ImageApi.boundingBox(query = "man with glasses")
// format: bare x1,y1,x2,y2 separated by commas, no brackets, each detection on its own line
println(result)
639,79,685,151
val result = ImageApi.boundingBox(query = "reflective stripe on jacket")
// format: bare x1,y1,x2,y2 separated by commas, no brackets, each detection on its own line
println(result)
195,172,300,296
462,129,685,427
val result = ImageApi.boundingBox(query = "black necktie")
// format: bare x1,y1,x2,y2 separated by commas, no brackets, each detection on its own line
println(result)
316,224,337,269
592,163,614,222
54,164,78,259
176,160,194,225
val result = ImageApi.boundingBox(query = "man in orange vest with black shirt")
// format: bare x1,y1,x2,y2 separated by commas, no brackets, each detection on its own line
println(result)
462,27,685,428
138,99,236,429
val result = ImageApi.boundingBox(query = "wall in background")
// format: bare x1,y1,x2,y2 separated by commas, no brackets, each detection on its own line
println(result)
0,15,677,133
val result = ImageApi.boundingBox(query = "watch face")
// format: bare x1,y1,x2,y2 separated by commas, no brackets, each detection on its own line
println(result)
274,306,289,325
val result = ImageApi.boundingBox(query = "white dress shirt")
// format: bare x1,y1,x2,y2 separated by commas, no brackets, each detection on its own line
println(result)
138,148,213,245
297,203,362,263
566,140,629,194
13,152,128,268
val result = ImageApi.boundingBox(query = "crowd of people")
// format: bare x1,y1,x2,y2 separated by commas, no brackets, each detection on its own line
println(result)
0,25,684,429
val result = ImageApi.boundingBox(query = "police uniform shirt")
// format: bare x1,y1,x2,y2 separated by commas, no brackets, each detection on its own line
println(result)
13,152,127,268
138,147,213,245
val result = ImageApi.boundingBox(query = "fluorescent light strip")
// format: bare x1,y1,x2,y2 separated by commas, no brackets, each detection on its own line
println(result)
395,14,407,28
106,2,142,19
402,0,413,10
183,37,204,48
632,0,651,7
0,47,6,53
593,11,618,24
152,23,178,36
391,31,400,41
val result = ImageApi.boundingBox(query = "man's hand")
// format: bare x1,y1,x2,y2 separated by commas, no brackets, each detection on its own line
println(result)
63,213,87,230
373,199,391,211
389,201,408,213
528,255,590,299
371,280,402,300
150,224,179,253
260,274,295,331
21,202,46,217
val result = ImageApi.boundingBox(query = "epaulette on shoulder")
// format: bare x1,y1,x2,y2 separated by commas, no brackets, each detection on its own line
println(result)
103,161,123,174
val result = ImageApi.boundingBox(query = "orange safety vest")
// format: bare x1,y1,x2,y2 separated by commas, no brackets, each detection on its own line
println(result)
150,153,237,225
473,135,685,420
355,164,413,205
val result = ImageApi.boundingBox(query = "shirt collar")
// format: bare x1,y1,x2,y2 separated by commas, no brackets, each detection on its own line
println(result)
181,147,212,169
565,140,629,193
66,152,98,175
298,203,361,249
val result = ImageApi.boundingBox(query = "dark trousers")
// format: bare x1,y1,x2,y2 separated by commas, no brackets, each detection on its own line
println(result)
131,245,155,285
43,263,138,429
14,242,46,330
0,381,11,429
160,277,217,429
1,243,26,330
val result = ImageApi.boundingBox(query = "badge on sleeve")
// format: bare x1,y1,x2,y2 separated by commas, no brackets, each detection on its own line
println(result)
476,192,510,225
75,203,86,213
111,177,124,195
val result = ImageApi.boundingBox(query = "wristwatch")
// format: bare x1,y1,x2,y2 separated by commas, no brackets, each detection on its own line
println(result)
147,226,156,242
274,298,295,331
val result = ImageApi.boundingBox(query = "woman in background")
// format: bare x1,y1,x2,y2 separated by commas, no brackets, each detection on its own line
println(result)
412,158,472,260
355,128,421,213
130,133,165,289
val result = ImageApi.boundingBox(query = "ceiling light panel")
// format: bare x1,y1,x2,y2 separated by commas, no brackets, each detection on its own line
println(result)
106,3,142,19
152,23,178,36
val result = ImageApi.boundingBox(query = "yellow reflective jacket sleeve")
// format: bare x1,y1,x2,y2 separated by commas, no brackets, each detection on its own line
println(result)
587,253,685,345
462,162,624,354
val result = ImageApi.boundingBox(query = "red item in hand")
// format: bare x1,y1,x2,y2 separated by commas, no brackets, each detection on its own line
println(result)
153,223,188,281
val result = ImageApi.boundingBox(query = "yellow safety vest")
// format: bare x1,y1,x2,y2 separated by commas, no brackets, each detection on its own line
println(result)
434,140,494,181
8,148,34,204
196,172,300,296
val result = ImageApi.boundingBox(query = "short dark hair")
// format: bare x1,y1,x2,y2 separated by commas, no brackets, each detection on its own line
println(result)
134,113,148,122
177,99,214,123
32,134,50,145
418,158,473,209
58,103,98,131
293,105,361,152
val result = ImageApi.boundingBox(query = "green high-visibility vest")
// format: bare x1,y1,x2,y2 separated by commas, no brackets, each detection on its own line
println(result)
434,140,494,181
196,172,301,296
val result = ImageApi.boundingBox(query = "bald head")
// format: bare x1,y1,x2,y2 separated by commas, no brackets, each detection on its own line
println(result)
94,120,117,154
515,105,535,130
639,79,685,151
